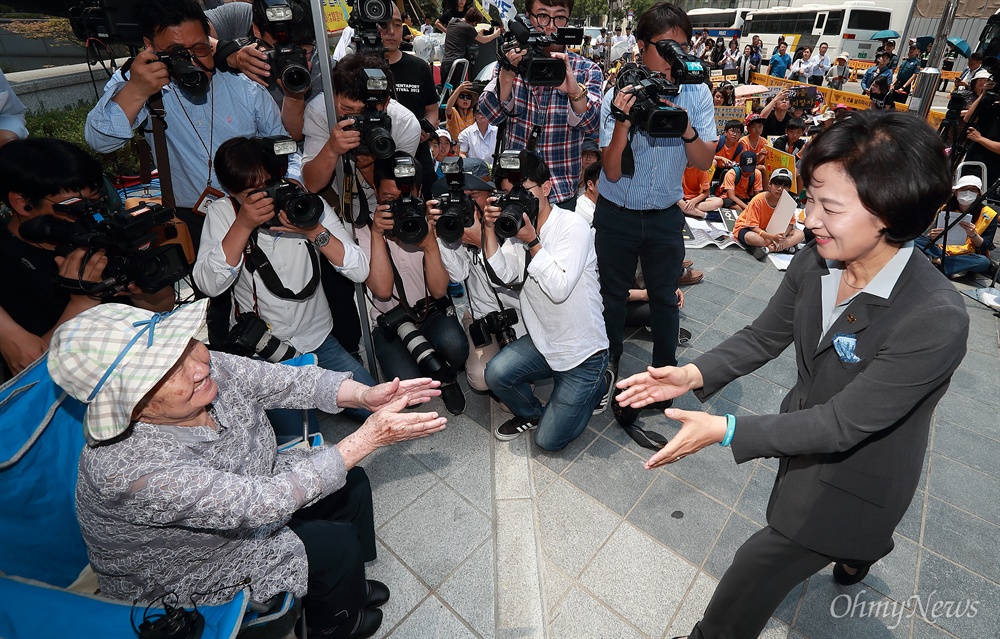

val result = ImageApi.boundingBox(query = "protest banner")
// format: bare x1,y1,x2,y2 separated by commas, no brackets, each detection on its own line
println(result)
324,0,350,33
763,145,797,187
715,106,746,135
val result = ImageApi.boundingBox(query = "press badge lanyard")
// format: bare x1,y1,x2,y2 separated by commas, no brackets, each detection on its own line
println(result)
173,84,217,198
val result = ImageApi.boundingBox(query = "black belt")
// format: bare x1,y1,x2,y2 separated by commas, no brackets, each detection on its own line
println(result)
597,195,679,216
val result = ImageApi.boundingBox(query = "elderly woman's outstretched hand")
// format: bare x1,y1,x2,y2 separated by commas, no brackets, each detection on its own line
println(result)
360,395,448,448
615,364,704,409
360,377,442,412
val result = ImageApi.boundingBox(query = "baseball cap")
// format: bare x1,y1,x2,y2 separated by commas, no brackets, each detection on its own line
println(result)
739,150,757,167
435,128,453,143
770,168,793,183
953,175,983,192
582,139,601,155
431,157,496,195
745,113,764,126
833,103,850,111
48,300,210,444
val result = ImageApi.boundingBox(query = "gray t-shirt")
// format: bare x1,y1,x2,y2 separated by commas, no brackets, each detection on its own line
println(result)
443,19,477,62
205,2,253,41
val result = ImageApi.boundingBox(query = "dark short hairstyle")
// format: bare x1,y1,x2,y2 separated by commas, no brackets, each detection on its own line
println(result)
464,7,484,23
635,2,692,45
870,76,891,93
819,41,828,47
528,0,575,15
252,0,315,45
785,117,806,132
135,0,210,42
799,109,951,245
969,52,984,63
332,53,394,102
582,160,602,187
214,137,289,194
725,119,745,133
0,138,104,208
877,51,891,60
518,150,551,186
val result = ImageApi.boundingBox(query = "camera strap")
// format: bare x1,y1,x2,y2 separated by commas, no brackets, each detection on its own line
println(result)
384,244,432,324
238,217,322,301
478,221,531,292
621,129,637,177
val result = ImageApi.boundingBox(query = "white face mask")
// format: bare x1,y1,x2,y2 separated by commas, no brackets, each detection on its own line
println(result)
956,190,978,206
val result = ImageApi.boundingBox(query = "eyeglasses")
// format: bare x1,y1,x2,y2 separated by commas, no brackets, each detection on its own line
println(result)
458,93,474,100
528,11,569,28
156,42,213,58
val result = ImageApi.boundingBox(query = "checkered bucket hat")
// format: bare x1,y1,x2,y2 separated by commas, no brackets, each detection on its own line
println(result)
48,300,209,444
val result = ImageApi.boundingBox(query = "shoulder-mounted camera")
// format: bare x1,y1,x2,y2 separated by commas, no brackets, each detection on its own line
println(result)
498,15,583,87
612,60,700,138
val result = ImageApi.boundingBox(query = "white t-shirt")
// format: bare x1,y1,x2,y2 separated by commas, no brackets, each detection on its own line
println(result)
458,122,498,164
356,224,431,322
193,197,369,353
437,237,525,338
486,206,608,370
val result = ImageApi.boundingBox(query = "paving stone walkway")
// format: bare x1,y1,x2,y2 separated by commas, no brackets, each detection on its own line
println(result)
319,246,1000,639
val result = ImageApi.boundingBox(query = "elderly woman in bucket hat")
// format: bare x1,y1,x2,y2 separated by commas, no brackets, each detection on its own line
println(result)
49,300,445,639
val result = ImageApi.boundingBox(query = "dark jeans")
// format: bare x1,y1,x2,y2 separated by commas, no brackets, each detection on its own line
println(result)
808,75,824,86
288,467,377,632
689,526,891,639
373,306,469,381
914,235,991,276
594,196,685,367
484,335,608,451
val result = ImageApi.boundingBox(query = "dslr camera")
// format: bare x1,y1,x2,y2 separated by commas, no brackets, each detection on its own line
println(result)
260,0,312,94
347,0,393,54
152,49,210,96
257,178,324,229
499,14,583,87
435,157,476,244
469,308,519,349
228,313,301,363
384,155,427,244
611,45,707,138
492,151,539,241
340,69,395,159
19,199,190,296
376,300,456,382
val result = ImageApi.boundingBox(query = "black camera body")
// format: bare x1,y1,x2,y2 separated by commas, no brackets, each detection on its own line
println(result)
265,44,311,94
499,16,583,87
256,178,324,229
348,0,393,54
153,50,210,96
229,313,301,363
469,308,519,349
376,302,456,382
613,60,702,138
436,157,475,244
20,201,190,296
492,150,540,240
341,69,395,159
68,0,142,46
384,155,427,244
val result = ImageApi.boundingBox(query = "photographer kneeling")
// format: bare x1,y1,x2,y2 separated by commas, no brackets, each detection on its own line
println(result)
482,151,609,450
428,157,525,392
49,300,444,639
358,151,469,415
193,136,376,426
0,138,176,378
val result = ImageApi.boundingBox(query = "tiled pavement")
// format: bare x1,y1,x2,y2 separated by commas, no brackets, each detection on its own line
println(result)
318,246,1000,639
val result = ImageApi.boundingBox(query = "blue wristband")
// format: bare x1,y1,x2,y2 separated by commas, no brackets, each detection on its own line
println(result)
720,414,736,447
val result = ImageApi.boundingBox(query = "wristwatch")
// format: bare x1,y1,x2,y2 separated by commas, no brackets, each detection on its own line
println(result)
526,237,540,249
312,230,331,247
681,129,700,144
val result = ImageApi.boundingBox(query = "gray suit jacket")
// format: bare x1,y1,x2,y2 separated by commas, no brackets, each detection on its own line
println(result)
694,243,969,560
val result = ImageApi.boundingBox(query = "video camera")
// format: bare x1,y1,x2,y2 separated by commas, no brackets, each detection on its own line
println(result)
68,0,142,46
499,15,583,87
19,200,190,296
612,53,706,137
376,299,456,382
384,155,427,244
152,49,211,96
492,151,539,241
347,0,393,55
260,0,313,94
340,69,395,159
435,157,476,244
469,308,518,349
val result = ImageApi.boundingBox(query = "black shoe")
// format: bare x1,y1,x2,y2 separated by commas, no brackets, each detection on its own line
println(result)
678,327,692,346
833,562,870,586
310,608,383,639
364,580,390,608
440,382,466,415
494,415,537,441
594,366,615,415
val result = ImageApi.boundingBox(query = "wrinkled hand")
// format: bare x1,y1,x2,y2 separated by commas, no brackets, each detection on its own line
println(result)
358,395,447,448
361,377,442,412
234,42,270,86
55,248,107,284
615,365,696,409
645,409,728,469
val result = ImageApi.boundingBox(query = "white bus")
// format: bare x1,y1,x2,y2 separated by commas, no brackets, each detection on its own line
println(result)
685,8,752,39
742,2,893,63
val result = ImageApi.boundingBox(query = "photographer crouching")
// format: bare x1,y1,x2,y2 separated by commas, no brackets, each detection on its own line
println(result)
482,151,608,450
192,136,377,428
357,152,470,415
595,2,717,442
428,157,525,392
0,138,178,379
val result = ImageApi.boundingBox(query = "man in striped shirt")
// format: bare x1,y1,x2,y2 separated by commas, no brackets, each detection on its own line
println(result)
479,0,602,209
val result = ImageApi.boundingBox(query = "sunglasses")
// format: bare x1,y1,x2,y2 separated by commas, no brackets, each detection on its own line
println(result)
458,93,474,100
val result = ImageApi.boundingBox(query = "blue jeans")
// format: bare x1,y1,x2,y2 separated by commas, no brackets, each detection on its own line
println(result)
485,335,608,451
269,333,376,439
594,196,685,367
914,235,991,276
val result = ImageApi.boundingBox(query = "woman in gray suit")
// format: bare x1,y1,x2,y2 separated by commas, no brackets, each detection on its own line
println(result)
615,109,970,639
